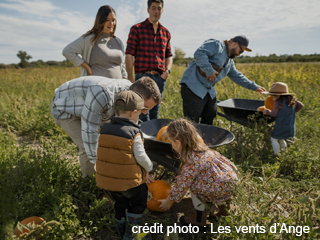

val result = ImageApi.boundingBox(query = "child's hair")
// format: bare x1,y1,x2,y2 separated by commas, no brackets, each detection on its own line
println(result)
165,119,209,165
277,95,297,108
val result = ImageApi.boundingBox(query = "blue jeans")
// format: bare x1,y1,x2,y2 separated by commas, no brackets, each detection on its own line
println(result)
135,73,166,122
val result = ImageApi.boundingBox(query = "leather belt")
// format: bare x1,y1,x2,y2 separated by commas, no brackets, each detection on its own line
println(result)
144,70,160,75
197,63,223,78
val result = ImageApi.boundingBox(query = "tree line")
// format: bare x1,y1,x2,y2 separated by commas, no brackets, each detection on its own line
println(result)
1,50,319,69
173,48,320,65
0,51,73,69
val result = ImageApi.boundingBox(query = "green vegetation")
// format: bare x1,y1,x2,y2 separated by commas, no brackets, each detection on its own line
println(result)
2,50,319,69
16,51,32,68
171,47,320,65
234,54,320,63
0,64,319,239
0,51,73,69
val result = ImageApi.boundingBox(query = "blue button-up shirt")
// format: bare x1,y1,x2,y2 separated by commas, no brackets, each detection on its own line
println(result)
180,39,259,99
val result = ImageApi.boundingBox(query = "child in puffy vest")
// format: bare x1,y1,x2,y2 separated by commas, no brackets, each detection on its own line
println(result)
158,119,238,230
95,90,153,240
263,82,304,157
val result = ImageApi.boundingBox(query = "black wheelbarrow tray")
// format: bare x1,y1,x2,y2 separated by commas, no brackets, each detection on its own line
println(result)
140,119,234,173
217,98,275,127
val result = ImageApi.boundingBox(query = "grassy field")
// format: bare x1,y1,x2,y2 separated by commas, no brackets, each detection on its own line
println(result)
0,63,319,239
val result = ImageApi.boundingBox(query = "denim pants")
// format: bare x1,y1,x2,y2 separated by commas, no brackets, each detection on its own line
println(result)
110,183,148,220
135,73,166,122
181,83,217,125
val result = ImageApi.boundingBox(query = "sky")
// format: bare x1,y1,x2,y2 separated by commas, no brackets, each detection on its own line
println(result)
0,0,320,64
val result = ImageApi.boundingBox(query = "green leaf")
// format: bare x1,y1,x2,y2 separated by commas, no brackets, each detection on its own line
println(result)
295,196,309,203
137,232,148,238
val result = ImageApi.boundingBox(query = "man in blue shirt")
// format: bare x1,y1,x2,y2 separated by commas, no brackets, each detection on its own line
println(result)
180,35,266,125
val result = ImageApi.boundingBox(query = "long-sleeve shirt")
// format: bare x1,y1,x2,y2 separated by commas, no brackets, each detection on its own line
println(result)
51,76,131,163
133,134,153,172
63,33,127,78
125,18,172,73
266,99,304,117
169,150,238,203
266,98,304,139
180,39,259,99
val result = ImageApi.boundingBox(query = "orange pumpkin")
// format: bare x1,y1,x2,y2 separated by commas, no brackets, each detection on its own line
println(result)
257,96,274,111
14,216,44,237
147,180,173,212
264,96,274,111
257,106,266,111
197,135,205,145
156,126,170,142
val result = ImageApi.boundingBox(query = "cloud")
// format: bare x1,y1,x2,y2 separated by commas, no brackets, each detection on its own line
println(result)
115,0,148,43
0,0,59,17
161,0,320,57
0,0,93,64
0,0,319,64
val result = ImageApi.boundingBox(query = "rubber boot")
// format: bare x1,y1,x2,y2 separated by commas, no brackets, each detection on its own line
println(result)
115,217,125,239
180,210,208,231
123,212,151,240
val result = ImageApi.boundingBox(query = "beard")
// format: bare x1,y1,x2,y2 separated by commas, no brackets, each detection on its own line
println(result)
229,47,238,59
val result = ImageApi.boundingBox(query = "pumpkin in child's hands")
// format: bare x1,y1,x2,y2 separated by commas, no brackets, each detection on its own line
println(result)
156,126,170,142
147,180,173,212
264,96,274,110
257,96,274,111
257,106,266,111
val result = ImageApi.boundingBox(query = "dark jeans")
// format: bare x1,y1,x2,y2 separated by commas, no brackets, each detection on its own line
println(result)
110,183,148,220
181,83,217,125
135,73,166,122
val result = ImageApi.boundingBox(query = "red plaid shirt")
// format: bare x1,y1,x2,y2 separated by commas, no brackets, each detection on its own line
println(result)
126,18,172,74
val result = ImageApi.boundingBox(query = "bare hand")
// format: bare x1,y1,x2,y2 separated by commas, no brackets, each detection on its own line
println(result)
161,71,169,80
128,75,135,83
146,173,154,184
206,71,218,82
256,86,266,94
158,197,172,211
263,109,268,115
81,62,93,75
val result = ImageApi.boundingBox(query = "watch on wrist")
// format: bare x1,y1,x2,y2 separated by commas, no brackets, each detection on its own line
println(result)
166,69,171,74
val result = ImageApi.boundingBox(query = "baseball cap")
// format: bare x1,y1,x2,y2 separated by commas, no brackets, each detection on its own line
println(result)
114,90,149,111
232,35,252,52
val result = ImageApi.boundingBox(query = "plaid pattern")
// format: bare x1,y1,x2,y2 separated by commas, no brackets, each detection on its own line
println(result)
125,18,172,74
51,76,131,162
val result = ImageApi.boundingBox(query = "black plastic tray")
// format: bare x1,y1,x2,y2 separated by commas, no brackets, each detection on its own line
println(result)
140,119,234,172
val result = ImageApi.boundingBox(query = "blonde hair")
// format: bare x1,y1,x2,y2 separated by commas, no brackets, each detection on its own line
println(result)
166,119,209,165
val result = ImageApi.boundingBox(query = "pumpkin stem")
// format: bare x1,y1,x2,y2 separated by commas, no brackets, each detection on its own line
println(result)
147,191,153,201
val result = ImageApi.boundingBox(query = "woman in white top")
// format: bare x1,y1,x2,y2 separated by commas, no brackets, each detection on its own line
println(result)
63,5,127,79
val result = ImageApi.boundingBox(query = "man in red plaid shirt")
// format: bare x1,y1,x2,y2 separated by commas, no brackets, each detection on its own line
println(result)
125,0,173,121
